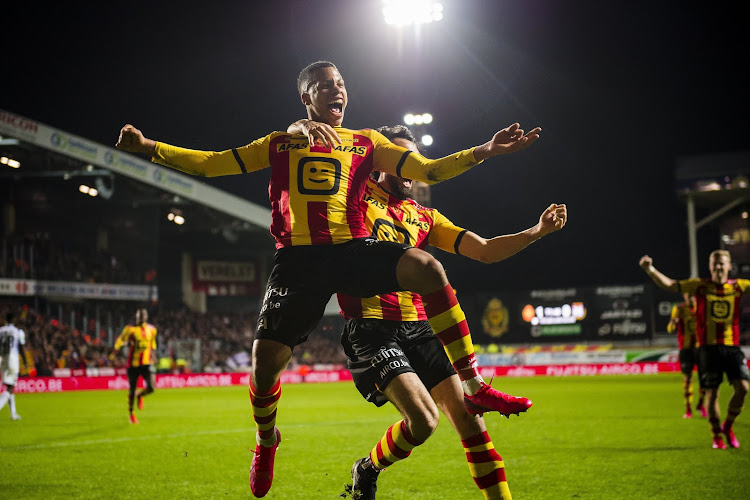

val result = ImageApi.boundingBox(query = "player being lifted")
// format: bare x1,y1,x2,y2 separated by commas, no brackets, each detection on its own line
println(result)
640,251,749,449
116,61,541,497
113,308,157,424
667,293,707,418
289,121,566,499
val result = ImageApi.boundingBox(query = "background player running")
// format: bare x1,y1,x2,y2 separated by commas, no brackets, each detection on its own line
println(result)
0,311,28,421
113,308,158,424
667,293,706,418
640,251,749,449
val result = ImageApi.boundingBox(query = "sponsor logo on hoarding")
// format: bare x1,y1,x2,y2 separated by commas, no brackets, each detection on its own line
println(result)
0,111,39,135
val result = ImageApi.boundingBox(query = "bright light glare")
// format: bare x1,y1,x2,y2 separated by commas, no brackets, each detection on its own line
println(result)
174,215,185,225
7,159,20,168
167,212,175,221
422,134,434,146
422,113,433,124
383,1,444,26
742,211,749,220
79,185,90,194
88,188,98,197
0,157,8,164
404,113,415,125
413,114,424,125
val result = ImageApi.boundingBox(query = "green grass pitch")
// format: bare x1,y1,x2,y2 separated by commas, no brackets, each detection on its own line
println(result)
1,374,748,499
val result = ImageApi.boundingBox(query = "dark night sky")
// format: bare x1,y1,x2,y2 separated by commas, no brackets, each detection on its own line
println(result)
2,1,748,293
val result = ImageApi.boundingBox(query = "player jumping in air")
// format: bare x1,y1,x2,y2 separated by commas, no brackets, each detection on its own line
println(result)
116,61,541,497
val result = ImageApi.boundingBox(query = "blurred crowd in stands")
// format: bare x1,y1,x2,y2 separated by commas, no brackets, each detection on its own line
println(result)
0,301,347,377
2,233,153,284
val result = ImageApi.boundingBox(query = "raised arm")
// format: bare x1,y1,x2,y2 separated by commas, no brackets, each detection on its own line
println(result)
458,204,567,264
376,123,541,185
115,124,263,177
639,255,680,293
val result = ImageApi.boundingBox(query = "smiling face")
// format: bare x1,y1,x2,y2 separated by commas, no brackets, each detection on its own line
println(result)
709,250,731,284
301,66,347,126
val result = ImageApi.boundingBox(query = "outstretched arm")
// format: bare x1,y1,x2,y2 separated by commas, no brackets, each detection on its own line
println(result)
115,124,259,177
458,204,567,264
639,255,680,292
380,122,541,185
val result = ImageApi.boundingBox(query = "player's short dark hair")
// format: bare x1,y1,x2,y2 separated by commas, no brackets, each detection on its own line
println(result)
5,312,14,323
375,125,423,154
297,61,337,95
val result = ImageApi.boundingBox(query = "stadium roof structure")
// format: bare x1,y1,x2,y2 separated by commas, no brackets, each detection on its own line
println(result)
0,109,272,237
675,150,750,277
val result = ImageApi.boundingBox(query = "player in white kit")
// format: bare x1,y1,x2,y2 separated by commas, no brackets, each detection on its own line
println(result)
0,311,28,420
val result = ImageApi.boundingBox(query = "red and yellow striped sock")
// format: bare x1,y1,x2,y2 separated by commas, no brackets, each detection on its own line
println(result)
697,388,706,407
724,404,744,431
462,431,511,500
422,284,480,382
249,379,281,442
369,420,425,470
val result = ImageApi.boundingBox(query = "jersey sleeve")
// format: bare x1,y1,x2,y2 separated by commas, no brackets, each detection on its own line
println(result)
737,279,750,292
19,329,26,345
667,306,678,333
425,210,466,254
113,326,130,350
152,133,274,177
370,130,481,185
678,278,701,295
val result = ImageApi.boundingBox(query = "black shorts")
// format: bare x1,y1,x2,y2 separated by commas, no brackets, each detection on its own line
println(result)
255,238,410,349
698,345,749,389
678,348,698,376
127,365,152,388
341,318,456,407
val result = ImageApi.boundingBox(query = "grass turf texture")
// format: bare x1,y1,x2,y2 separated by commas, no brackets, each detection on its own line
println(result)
1,374,748,499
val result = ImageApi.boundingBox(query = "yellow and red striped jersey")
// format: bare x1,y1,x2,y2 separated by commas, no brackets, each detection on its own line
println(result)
152,128,479,249
667,302,697,350
337,178,466,321
679,278,750,346
114,322,157,367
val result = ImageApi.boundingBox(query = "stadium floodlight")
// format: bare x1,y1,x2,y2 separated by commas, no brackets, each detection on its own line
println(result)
743,211,749,220
404,113,415,125
167,212,175,221
383,0,443,26
0,156,7,164
174,215,185,225
421,134,434,146
79,184,90,194
421,113,433,124
88,188,98,197
413,114,424,125
7,158,20,168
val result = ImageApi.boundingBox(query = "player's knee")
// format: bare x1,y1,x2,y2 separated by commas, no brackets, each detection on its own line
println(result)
400,250,446,291
406,406,440,442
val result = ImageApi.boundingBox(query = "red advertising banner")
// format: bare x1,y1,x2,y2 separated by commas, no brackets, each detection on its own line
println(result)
4,363,694,394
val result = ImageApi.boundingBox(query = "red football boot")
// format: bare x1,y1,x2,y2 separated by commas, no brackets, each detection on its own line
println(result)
723,424,740,448
697,405,708,418
249,428,281,497
129,413,139,424
464,382,532,417
712,435,726,449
